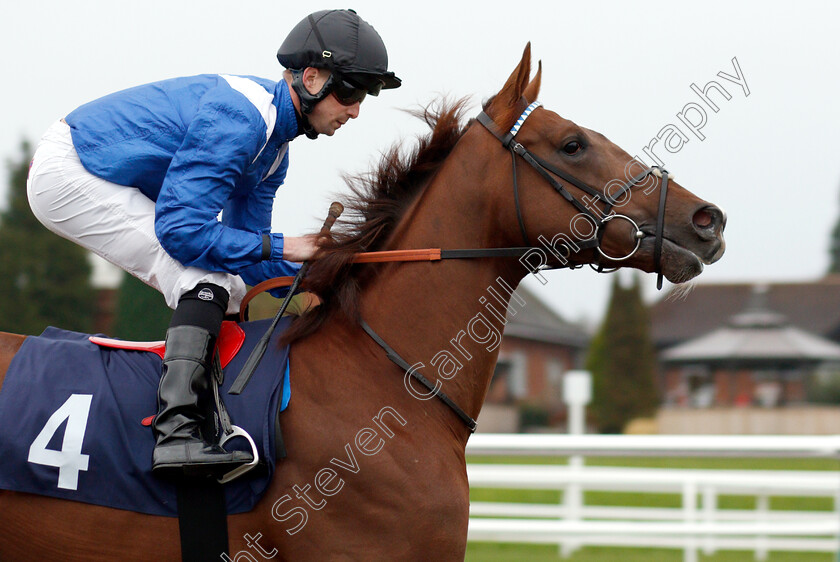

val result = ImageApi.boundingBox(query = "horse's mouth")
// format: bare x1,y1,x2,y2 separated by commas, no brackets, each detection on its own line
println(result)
629,233,705,284
658,237,705,284
659,236,725,285
633,225,724,284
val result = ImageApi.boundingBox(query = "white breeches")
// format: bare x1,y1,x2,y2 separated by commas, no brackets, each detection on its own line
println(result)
26,120,246,314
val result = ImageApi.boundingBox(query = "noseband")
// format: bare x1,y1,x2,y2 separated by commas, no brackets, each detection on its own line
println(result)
476,101,671,289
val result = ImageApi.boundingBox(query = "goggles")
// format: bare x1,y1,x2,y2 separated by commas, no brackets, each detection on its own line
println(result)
328,73,384,106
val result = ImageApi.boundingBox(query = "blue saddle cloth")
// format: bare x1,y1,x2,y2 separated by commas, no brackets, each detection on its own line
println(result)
0,317,292,516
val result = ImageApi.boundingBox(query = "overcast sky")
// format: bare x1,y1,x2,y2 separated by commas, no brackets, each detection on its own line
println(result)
2,1,838,326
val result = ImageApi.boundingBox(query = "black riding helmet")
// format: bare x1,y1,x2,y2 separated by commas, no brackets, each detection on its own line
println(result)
278,9,401,137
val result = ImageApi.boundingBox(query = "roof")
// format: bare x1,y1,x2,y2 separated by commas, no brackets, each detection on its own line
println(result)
503,284,589,348
650,275,840,349
662,324,840,364
661,296,840,364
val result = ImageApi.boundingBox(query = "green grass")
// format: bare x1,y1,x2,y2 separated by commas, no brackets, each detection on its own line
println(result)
466,455,840,560
465,544,834,561
466,455,840,471
468,455,839,510
469,487,833,512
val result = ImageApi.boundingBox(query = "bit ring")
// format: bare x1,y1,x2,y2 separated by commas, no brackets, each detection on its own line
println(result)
595,214,644,261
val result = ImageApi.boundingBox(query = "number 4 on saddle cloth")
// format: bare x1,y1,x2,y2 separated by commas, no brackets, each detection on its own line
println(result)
0,317,292,517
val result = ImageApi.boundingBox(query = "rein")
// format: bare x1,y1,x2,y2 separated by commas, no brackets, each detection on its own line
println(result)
238,248,537,315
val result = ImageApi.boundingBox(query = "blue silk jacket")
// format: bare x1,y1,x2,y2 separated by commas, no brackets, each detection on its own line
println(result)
65,74,303,286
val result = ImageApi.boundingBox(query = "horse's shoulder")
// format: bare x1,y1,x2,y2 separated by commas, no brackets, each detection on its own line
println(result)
0,332,27,384
0,332,27,358
0,332,27,348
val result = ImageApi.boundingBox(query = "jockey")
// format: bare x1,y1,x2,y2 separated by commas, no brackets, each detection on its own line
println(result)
26,9,400,478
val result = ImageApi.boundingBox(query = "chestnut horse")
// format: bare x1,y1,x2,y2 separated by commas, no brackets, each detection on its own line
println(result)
0,45,725,560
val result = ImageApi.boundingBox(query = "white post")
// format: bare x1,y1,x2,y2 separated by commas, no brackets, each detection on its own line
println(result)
564,370,591,436
755,494,769,561
683,480,698,562
560,370,591,558
834,489,840,562
561,460,583,558
702,485,717,555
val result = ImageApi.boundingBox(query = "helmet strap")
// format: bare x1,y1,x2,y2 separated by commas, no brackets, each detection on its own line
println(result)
294,12,340,140
295,111,317,140
290,69,330,139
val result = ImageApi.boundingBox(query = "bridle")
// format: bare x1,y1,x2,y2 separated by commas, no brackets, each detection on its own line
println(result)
356,103,672,433
234,100,675,432
476,100,672,289
361,101,673,432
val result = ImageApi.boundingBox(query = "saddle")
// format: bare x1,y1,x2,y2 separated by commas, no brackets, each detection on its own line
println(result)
0,317,293,517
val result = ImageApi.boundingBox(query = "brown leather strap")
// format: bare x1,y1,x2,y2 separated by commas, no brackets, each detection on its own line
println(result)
352,249,442,263
240,246,531,318
239,276,296,321
238,250,438,320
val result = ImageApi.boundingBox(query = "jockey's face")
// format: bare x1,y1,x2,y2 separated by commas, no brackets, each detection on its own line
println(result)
302,68,360,136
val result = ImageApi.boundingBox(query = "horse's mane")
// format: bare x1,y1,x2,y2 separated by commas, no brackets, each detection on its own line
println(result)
282,97,473,344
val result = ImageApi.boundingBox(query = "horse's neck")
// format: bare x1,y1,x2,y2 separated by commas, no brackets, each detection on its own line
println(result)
359,147,522,436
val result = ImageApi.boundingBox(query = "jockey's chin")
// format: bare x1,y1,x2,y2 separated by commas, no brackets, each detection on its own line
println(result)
308,96,359,136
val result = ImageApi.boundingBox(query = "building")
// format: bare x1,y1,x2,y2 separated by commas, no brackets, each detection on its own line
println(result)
479,284,590,432
659,285,840,408
651,275,840,349
650,276,840,434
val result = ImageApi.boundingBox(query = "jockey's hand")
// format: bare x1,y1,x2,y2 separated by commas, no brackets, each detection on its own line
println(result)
282,234,321,262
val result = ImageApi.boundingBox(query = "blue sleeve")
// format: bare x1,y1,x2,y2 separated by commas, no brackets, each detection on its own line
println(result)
221,148,302,290
220,147,288,235
154,89,265,273
154,87,301,289
238,247,303,296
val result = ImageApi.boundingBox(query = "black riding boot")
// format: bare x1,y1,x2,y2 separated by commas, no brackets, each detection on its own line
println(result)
152,284,252,478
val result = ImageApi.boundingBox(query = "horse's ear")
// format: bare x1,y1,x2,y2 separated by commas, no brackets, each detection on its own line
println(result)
486,43,533,128
522,60,542,103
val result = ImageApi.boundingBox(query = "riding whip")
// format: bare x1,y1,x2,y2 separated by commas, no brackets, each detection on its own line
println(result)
229,202,343,395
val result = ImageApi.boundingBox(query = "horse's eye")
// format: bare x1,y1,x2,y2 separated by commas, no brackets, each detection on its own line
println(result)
563,141,582,155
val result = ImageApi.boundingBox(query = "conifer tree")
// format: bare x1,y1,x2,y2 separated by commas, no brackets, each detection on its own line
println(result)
586,274,659,433
829,188,840,273
111,272,172,340
0,141,95,334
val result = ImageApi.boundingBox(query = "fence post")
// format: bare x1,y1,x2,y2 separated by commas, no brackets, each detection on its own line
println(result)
560,371,591,558
755,494,769,561
835,488,840,562
702,485,717,555
561,458,583,557
683,480,698,562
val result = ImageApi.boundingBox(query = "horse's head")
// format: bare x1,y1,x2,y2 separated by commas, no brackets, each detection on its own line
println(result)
479,44,726,286
283,44,728,344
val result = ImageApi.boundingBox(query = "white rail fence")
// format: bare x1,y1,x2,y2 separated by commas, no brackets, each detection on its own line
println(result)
465,434,840,561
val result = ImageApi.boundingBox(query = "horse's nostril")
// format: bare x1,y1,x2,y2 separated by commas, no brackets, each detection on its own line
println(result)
693,209,713,229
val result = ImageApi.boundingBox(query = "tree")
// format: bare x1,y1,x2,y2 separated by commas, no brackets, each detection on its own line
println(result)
586,274,659,433
0,141,95,334
111,272,172,340
829,188,840,273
